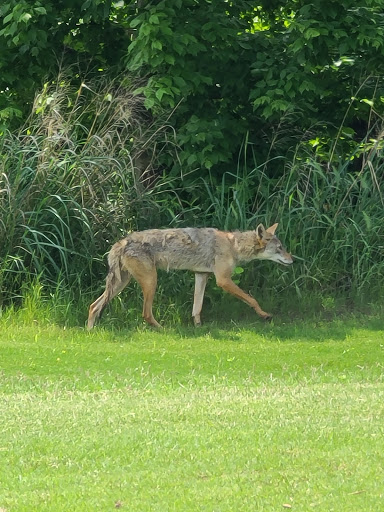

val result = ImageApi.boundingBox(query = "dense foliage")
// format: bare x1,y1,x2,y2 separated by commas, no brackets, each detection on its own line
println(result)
1,80,384,316
1,1,384,318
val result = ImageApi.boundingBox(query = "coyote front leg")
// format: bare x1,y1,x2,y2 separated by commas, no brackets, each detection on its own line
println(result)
192,272,209,326
214,267,272,320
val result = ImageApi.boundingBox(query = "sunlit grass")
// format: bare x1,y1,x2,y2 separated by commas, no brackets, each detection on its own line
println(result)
0,316,384,511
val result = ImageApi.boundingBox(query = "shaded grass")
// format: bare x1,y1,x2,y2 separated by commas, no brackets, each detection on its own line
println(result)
0,316,384,511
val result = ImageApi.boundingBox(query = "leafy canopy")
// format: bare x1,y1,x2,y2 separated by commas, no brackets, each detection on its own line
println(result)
1,0,384,173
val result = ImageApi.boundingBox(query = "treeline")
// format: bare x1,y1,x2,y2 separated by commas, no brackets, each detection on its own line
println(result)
2,1,384,174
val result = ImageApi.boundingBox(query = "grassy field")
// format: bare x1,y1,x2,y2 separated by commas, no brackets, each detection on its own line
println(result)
0,315,383,511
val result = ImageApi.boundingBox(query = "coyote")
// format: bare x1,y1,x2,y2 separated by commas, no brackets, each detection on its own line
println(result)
87,223,293,329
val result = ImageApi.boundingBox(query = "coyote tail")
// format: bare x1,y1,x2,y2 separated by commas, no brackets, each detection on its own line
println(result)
106,241,124,292
87,240,129,329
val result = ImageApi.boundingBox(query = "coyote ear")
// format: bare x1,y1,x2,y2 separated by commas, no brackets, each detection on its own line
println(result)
266,223,278,235
256,224,266,240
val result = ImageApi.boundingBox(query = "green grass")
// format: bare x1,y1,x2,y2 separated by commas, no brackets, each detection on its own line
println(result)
1,316,384,511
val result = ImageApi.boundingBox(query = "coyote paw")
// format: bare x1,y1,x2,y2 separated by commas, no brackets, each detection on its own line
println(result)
261,312,273,322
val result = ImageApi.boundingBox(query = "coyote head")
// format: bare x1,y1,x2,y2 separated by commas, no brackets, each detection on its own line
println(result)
255,223,293,266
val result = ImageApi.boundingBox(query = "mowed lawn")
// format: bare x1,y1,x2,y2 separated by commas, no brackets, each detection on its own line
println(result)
0,317,383,511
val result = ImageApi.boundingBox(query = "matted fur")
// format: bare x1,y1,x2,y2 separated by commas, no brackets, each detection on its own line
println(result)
87,223,293,329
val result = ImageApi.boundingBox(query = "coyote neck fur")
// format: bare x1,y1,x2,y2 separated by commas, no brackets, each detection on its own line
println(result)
230,230,264,263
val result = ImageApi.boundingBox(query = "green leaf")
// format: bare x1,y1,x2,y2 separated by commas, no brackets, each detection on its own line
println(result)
19,13,32,23
164,54,175,65
304,28,320,39
141,24,151,36
253,95,271,106
172,76,186,88
144,97,155,109
149,14,159,24
7,22,17,36
133,86,145,96
0,4,11,17
159,25,172,36
81,0,91,9
187,154,197,165
290,39,304,53
152,40,162,50
34,7,47,15
155,88,165,101
271,99,290,111
238,41,252,50
3,12,14,24
130,17,142,28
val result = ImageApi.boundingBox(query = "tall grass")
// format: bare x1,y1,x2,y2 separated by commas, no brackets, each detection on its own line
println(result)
1,74,384,322
0,75,180,308
196,136,384,313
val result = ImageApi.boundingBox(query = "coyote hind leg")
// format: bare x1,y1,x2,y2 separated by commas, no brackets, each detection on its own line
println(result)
128,259,161,328
87,269,131,330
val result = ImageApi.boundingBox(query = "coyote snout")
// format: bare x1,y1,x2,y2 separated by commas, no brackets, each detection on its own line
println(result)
87,223,293,329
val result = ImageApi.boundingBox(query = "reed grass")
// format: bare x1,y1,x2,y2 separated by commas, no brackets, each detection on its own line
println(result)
0,74,179,308
1,74,384,322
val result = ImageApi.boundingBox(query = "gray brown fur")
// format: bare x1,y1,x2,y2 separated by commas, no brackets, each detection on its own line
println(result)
87,223,293,329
